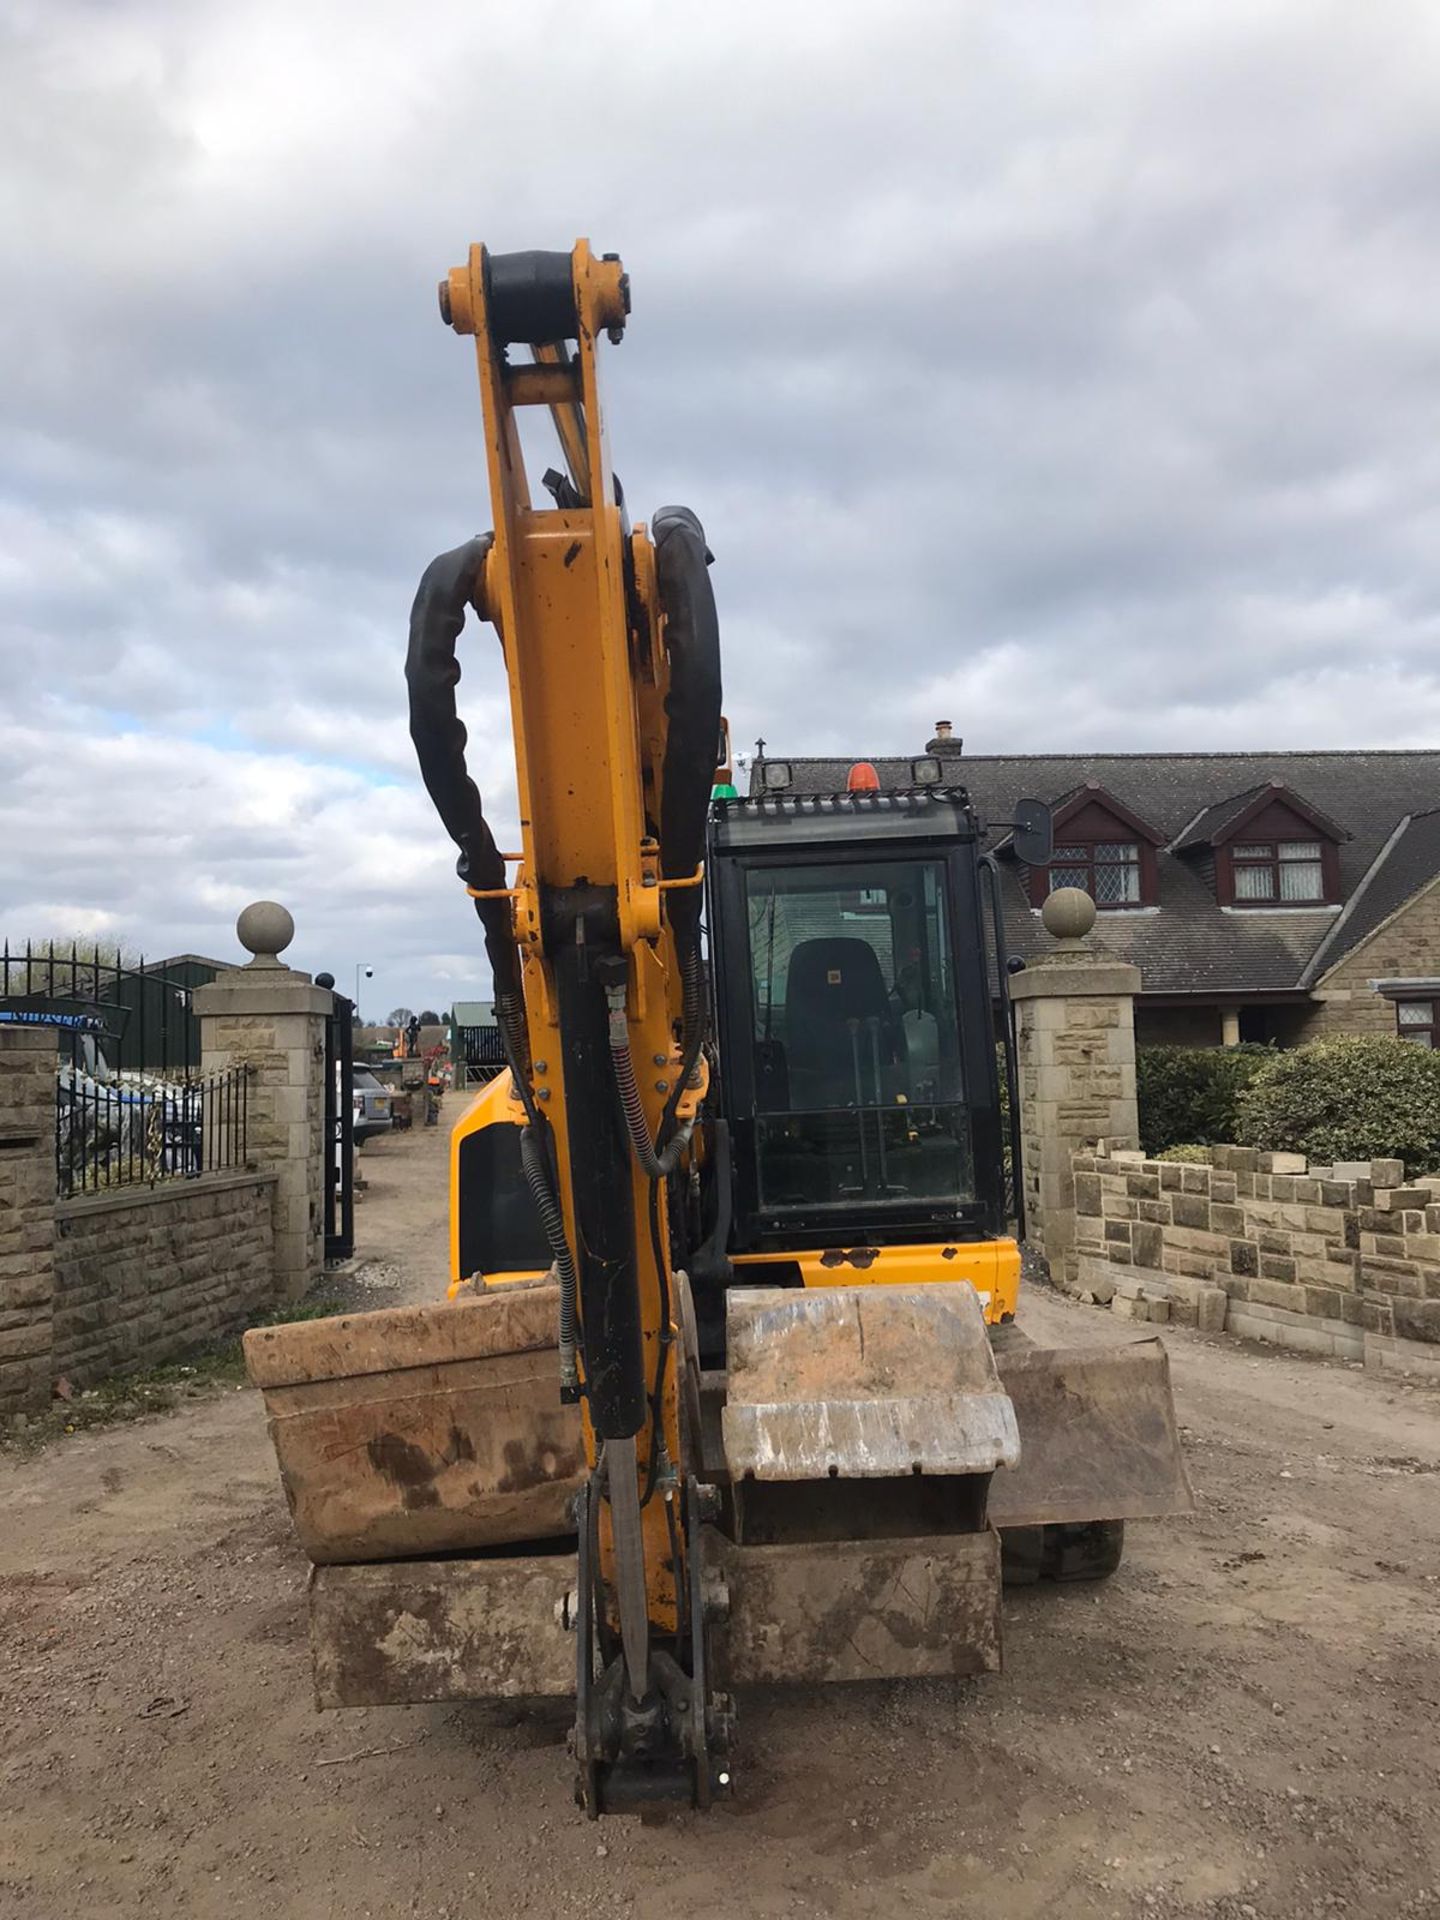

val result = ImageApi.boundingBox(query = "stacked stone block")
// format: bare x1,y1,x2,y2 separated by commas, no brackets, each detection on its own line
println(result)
1011,954,1141,1285
54,1173,276,1385
0,1028,58,1415
194,972,330,1302
1073,1142,1440,1371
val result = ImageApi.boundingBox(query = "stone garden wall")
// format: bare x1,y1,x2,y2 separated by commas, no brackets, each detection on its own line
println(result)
1,902,330,1417
1071,1142,1440,1379
0,1025,284,1417
53,1173,277,1388
0,1028,59,1414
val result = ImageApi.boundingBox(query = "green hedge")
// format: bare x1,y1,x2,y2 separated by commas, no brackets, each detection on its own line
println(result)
1235,1036,1440,1172
1136,1044,1273,1157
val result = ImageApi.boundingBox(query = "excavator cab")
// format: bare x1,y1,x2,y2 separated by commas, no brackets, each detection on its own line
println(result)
708,788,1006,1248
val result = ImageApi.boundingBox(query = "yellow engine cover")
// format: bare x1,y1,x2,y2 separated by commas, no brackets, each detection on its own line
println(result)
730,1238,1021,1323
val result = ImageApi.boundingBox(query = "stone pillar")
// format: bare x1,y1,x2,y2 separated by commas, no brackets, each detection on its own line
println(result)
194,903,332,1303
1010,888,1141,1287
0,1026,58,1415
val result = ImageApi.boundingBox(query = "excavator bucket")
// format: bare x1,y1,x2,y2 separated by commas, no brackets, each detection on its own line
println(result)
988,1337,1195,1529
244,1285,584,1564
259,1286,1193,1714
722,1283,1020,1481
713,1283,1017,1685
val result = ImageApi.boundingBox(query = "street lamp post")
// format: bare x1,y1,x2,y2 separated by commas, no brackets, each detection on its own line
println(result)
354,963,372,1019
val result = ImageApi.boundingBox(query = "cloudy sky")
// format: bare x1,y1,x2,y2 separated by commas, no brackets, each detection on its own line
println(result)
5,1,1440,1015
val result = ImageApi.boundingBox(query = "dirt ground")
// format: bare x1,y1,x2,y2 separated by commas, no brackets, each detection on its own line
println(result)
3,1117,1440,1920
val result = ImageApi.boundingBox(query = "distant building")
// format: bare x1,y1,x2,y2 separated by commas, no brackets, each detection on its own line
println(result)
108,953,230,1071
450,1001,505,1084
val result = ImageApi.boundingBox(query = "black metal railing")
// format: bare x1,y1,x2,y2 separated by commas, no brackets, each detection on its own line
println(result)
56,1061,251,1199
323,992,355,1263
454,1023,507,1086
1,940,204,1078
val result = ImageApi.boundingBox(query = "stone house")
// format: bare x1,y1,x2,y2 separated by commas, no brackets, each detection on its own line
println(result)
748,736,1440,1049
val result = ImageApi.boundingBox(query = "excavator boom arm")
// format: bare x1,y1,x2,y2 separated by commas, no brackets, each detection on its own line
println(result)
409,242,725,1807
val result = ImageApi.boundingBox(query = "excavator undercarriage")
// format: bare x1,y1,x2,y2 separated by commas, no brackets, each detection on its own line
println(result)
246,239,1192,1816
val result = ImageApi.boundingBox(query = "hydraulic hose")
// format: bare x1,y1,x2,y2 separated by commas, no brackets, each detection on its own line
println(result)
404,534,518,1000
520,1121,580,1399
500,989,580,1399
606,945,703,1508
607,945,704,1180
610,1013,696,1181
652,505,721,977
407,536,584,1396
493,990,533,1116
659,942,707,1150
687,1116,733,1289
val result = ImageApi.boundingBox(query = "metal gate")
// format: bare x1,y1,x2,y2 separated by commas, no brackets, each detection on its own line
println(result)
322,989,355,1264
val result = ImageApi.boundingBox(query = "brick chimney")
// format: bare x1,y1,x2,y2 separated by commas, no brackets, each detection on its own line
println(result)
926,719,960,757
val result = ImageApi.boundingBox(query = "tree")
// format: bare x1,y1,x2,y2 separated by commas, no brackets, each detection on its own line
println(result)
4,937,142,998
418,1009,441,1025
387,1006,415,1027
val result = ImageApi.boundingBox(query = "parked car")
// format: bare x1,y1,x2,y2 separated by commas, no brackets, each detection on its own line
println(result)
352,1065,393,1144
1,1008,203,1187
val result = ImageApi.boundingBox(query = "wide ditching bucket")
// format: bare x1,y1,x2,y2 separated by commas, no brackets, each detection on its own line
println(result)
244,1283,583,1564
988,1336,1195,1530
713,1283,1017,1686
721,1282,1020,1482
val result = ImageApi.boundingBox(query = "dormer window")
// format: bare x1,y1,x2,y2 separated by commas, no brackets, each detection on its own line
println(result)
1232,839,1325,904
1172,781,1348,908
1051,841,1141,906
1021,783,1163,910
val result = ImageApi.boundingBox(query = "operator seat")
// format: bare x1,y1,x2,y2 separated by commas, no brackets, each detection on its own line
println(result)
785,937,898,1109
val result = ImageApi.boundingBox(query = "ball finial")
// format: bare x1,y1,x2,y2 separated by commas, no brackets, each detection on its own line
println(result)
1041,886,1096,943
236,900,295,968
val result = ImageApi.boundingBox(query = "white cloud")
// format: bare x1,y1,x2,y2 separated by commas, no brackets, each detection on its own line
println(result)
5,0,1440,1007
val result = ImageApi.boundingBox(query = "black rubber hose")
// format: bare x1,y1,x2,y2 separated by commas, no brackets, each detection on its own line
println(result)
405,540,580,1393
520,1120,580,1399
494,991,534,1120
687,1116,733,1289
610,1018,693,1181
655,943,708,1156
652,505,722,973
404,534,518,1000
667,944,706,1135
502,992,582,1403
609,945,705,1180
639,1174,673,1509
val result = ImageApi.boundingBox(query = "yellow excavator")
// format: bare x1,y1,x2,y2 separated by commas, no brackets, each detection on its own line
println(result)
245,239,1192,1817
